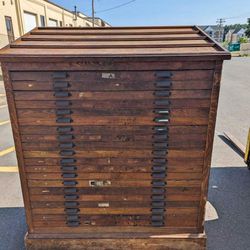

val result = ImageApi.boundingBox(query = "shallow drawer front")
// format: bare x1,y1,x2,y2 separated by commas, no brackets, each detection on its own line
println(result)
11,70,214,91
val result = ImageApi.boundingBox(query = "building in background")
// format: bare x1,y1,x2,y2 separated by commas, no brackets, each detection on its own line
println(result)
199,25,224,42
0,0,110,48
225,28,246,43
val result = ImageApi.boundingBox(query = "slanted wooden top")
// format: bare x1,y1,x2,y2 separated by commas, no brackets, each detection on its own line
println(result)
0,26,231,61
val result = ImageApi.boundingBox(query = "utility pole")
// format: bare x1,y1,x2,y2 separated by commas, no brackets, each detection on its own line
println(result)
216,18,225,42
92,0,95,27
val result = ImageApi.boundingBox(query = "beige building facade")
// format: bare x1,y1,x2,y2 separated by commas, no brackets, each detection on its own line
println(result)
0,0,109,48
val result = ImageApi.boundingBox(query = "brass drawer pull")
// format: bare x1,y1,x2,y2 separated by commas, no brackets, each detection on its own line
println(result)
151,181,166,187
61,166,77,171
151,173,166,179
60,150,75,156
151,215,164,221
154,91,171,97
64,194,79,200
58,134,74,141
153,134,168,141
151,201,165,208
152,158,166,164
151,208,165,213
154,100,170,106
52,72,68,79
152,188,165,194
64,188,78,194
153,109,169,115
154,117,169,123
60,158,76,164
55,100,72,107
153,126,168,133
56,109,72,115
57,126,73,133
54,91,71,98
155,80,172,88
66,221,81,227
152,142,168,149
151,221,165,227
64,201,79,207
151,195,165,201
67,215,79,221
66,221,80,227
56,117,72,123
152,166,166,172
53,81,70,89
155,71,172,78
152,150,168,157
62,173,78,178
60,142,75,149
63,180,78,186
65,208,80,214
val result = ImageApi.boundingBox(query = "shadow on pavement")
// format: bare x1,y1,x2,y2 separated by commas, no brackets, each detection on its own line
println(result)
206,167,250,250
0,167,249,250
0,208,26,250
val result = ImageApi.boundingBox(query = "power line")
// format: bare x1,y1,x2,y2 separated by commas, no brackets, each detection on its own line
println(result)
223,12,250,20
95,0,136,14
216,18,225,42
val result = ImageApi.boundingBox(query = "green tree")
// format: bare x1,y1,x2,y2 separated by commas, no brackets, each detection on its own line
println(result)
246,18,250,38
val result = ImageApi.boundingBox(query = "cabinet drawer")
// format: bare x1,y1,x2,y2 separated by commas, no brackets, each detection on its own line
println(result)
32,213,198,228
30,200,199,209
29,193,201,202
23,149,204,159
31,206,198,216
20,125,207,135
16,98,211,109
26,172,202,180
18,115,209,126
27,179,200,188
11,70,214,91
14,90,211,101
28,186,201,196
24,154,204,166
17,108,209,118
21,138,206,150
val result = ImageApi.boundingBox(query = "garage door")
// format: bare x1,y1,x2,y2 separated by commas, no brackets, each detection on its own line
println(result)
24,12,37,33
48,18,58,27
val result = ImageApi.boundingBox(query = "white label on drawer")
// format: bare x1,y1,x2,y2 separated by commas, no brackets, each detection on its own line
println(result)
89,180,111,187
102,72,115,79
98,202,110,208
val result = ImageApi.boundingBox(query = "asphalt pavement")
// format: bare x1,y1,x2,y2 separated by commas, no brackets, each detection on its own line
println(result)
0,57,249,250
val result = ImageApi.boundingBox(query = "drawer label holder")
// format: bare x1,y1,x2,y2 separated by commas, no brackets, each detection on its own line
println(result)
53,72,80,227
151,71,172,227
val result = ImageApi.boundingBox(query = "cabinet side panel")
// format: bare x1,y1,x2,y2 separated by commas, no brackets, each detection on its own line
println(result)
1,63,34,232
197,60,223,231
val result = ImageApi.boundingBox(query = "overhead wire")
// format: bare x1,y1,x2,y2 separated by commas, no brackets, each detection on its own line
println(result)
95,0,136,14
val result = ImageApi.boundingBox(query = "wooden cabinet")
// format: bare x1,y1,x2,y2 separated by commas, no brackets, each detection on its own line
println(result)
0,26,230,250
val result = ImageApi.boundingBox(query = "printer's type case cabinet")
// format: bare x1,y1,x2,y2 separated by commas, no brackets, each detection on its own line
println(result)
0,26,230,250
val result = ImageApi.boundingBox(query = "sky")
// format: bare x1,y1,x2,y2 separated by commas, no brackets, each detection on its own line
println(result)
52,0,250,26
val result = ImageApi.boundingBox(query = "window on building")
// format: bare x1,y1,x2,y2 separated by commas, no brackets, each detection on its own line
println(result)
59,21,63,27
23,11,37,33
69,24,73,27
48,18,58,27
40,15,45,27
5,16,15,43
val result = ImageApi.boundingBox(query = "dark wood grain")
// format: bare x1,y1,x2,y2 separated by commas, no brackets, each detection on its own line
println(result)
0,25,230,247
